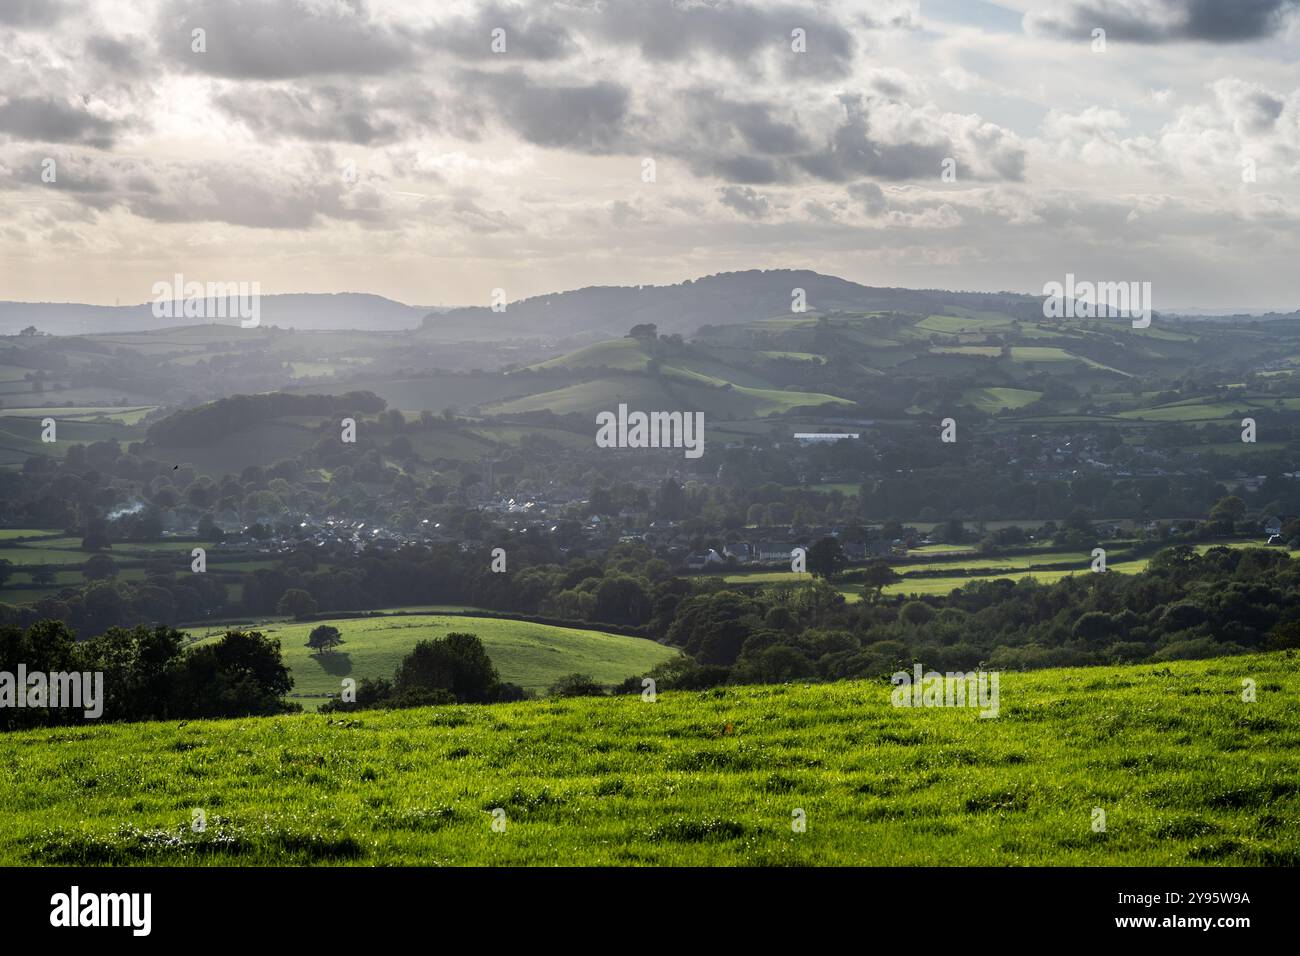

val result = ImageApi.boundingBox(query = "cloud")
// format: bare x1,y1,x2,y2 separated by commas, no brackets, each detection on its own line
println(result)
587,0,856,78
0,96,121,148
718,185,771,219
0,0,71,27
795,94,1025,183
462,69,631,152
848,181,888,216
0,149,400,229
158,0,411,79
86,35,146,73
1027,0,1300,44
424,2,575,61
215,84,417,145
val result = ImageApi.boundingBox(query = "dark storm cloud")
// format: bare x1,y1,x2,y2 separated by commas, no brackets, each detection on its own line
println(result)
158,0,411,79
1028,0,1300,43
0,96,121,148
461,69,630,151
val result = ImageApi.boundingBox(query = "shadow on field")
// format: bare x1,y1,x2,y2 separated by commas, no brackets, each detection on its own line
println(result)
310,651,353,676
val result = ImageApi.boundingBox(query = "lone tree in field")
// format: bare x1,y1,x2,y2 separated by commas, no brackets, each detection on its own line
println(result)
306,624,343,656
861,560,901,603
807,536,847,579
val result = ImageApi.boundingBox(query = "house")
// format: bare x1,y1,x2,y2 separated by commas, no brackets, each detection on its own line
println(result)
685,549,724,570
794,433,860,445
723,542,752,562
754,543,796,563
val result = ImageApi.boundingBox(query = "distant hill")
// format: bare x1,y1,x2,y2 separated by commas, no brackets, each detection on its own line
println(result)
421,269,1048,340
0,293,431,335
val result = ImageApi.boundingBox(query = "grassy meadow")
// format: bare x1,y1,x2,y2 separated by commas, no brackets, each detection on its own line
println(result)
0,652,1295,866
191,614,679,707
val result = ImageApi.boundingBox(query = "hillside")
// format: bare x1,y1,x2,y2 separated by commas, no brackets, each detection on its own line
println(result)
192,614,679,708
0,294,430,335
2,652,1294,865
421,270,1052,340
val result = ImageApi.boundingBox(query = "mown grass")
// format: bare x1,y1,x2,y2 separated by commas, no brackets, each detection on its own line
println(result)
1,653,1295,866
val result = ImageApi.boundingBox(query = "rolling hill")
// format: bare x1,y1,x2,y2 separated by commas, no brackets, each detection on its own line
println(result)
3,652,1294,865
191,613,678,708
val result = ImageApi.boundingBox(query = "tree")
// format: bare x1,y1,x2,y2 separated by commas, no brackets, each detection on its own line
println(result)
306,624,343,656
861,560,901,603
0,558,12,588
548,673,606,697
176,630,295,718
594,575,651,625
30,565,57,586
1209,495,1246,533
806,537,847,579
81,517,111,551
627,323,657,340
276,588,318,620
83,553,118,581
393,632,500,704
898,600,935,627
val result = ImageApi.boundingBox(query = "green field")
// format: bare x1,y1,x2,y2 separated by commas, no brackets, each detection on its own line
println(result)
526,338,649,372
2,652,1294,865
0,405,156,423
918,314,1010,333
961,387,1042,413
191,614,678,707
720,542,1280,599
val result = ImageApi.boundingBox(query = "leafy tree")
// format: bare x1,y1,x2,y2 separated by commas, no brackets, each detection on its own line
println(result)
806,537,847,579
861,560,901,602
83,554,118,581
1209,495,1246,532
81,517,111,551
276,588,318,620
548,673,606,697
393,632,500,704
898,600,935,627
175,629,296,718
306,624,343,655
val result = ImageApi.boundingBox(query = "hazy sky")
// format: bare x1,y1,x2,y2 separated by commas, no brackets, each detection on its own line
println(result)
1,0,1298,310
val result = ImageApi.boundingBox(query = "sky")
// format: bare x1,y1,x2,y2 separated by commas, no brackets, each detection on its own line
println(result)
0,0,1298,311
